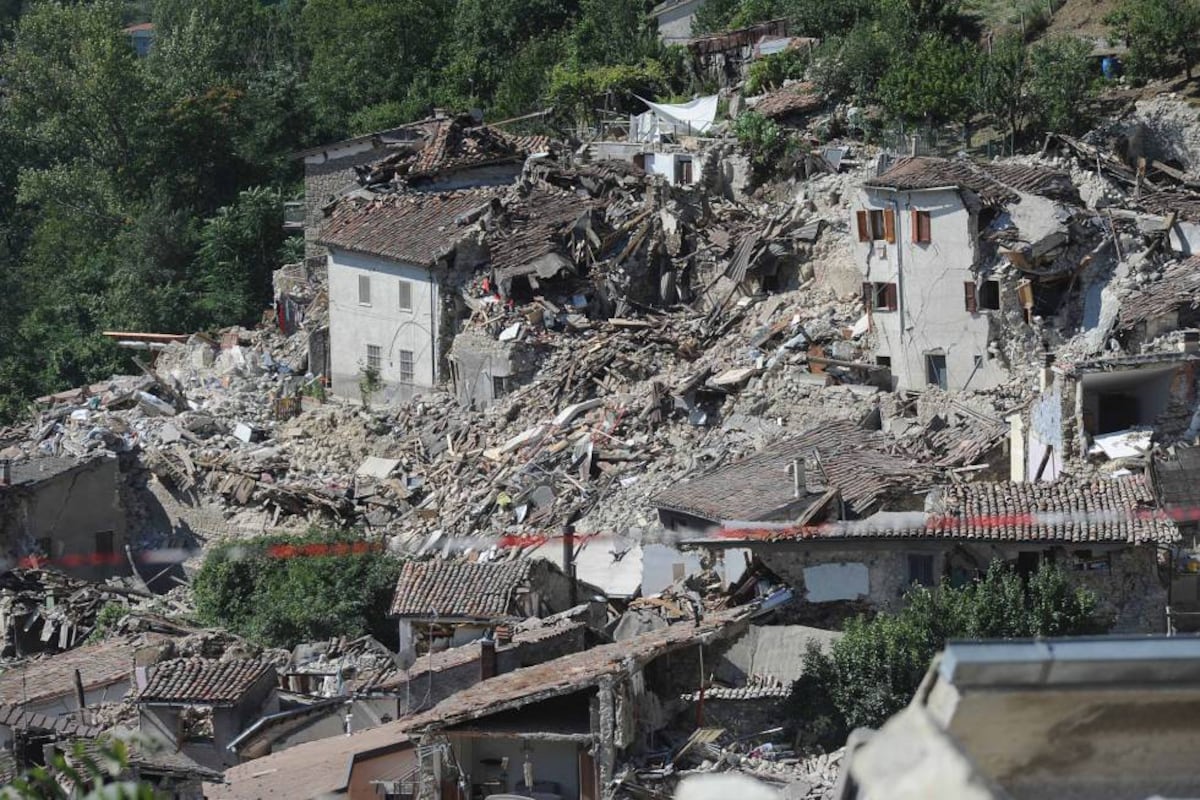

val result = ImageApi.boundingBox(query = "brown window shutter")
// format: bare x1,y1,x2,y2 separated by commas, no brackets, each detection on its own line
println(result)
919,211,932,243
884,210,896,243
911,209,920,243
856,211,870,242
862,282,873,308
885,283,898,311
964,282,977,313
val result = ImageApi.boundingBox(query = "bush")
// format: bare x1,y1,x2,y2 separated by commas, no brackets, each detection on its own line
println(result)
745,47,809,96
789,560,1100,750
192,529,404,648
734,110,797,177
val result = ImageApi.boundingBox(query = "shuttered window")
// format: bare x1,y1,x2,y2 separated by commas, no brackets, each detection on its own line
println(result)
883,209,897,243
964,282,978,313
863,282,898,312
358,275,371,306
912,210,932,243
856,211,870,242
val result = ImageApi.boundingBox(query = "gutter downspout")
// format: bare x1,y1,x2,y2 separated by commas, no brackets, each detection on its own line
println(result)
890,196,906,347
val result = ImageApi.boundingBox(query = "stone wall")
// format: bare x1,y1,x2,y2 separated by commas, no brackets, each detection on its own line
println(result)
1067,545,1166,634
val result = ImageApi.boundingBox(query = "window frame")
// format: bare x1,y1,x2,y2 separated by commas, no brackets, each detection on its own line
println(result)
358,274,372,306
398,349,415,384
398,279,414,312
907,553,936,587
862,281,898,312
365,344,382,373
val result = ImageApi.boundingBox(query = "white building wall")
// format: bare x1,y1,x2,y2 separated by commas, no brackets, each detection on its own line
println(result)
854,187,1007,392
654,0,705,43
327,248,441,405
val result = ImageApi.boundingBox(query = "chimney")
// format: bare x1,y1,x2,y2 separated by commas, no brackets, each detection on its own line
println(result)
0,459,10,486
563,523,578,607
788,459,805,498
480,634,497,681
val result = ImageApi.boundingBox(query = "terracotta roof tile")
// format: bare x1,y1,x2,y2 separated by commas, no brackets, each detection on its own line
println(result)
752,82,823,120
488,187,597,279
317,190,498,265
139,658,274,705
389,559,534,619
1118,256,1200,330
0,635,167,707
866,157,1076,207
651,420,935,523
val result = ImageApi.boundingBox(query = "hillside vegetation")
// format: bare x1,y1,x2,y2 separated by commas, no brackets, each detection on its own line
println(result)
0,0,1187,420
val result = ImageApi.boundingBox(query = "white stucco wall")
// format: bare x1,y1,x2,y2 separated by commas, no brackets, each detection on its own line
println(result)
854,187,1007,392
327,248,441,405
654,0,705,43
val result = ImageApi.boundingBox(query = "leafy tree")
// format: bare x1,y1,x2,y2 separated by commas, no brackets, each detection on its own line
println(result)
809,24,893,102
1107,0,1200,80
569,0,658,69
745,47,808,96
789,560,1101,750
734,110,797,177
692,0,743,35
193,529,405,648
547,59,672,126
1028,35,1095,137
0,737,155,800
878,33,978,128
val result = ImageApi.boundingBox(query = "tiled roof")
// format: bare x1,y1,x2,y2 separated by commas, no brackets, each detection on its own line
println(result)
352,618,586,694
773,476,1178,544
317,190,498,265
866,158,1076,207
1118,256,1200,329
389,559,535,619
70,731,224,782
680,684,791,701
753,82,823,120
409,119,544,179
211,724,412,799
399,606,751,733
139,658,275,705
0,703,103,738
1139,189,1200,223
652,420,935,523
0,635,167,706
488,188,597,279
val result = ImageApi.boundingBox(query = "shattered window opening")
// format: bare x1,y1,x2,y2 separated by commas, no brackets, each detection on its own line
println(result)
95,530,114,555
399,350,414,384
366,344,382,372
926,354,948,390
863,282,898,312
358,274,372,306
979,280,1001,311
398,279,413,312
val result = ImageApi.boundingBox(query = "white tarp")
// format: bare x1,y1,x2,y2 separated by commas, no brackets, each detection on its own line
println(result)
631,94,719,142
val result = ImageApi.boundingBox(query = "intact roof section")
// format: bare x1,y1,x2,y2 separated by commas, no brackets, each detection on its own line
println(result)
0,635,167,706
650,419,934,523
865,157,1077,207
389,559,535,619
139,658,275,705
317,190,498,266
1117,256,1200,329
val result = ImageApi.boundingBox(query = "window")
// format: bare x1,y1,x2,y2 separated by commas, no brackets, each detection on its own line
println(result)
861,282,898,311
926,353,948,389
908,554,936,587
492,375,509,399
875,356,891,367
398,279,413,312
964,282,977,313
973,354,984,369
365,344,381,372
95,531,114,555
911,210,932,243
398,349,414,384
37,537,52,557
358,275,371,306
979,280,1001,310
856,209,895,243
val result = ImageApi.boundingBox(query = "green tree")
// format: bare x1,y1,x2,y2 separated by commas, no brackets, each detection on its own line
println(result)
878,33,978,128
1,737,155,800
692,0,743,35
1028,35,1095,137
790,561,1100,750
192,529,405,648
1107,0,1200,80
979,33,1031,151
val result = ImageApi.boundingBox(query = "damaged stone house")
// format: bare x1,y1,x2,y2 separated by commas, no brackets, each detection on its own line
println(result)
389,558,594,667
318,190,497,405
1018,351,1200,482
854,157,1087,392
0,455,128,580
689,475,1175,632
651,419,938,535
136,658,279,772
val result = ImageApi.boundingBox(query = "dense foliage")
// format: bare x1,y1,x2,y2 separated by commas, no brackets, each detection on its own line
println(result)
790,561,1102,750
0,738,154,799
192,529,404,647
